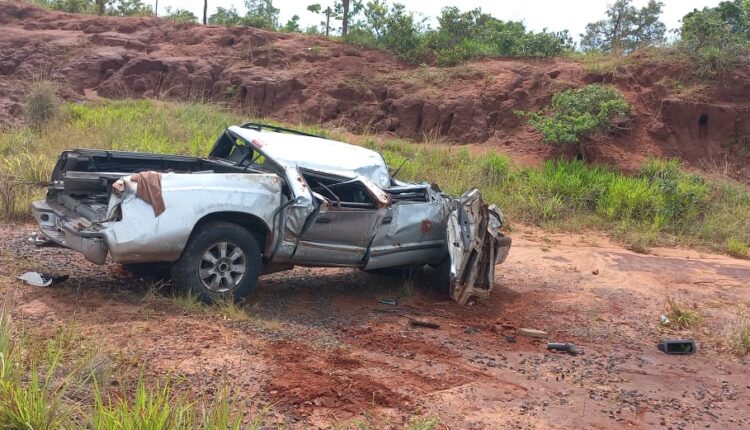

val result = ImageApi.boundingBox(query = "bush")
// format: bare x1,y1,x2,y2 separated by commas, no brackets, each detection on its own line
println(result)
680,0,750,80
639,159,709,228
727,238,749,258
665,297,702,329
23,81,59,129
517,84,631,153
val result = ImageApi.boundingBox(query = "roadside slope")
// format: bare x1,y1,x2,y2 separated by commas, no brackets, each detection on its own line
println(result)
1,1,749,180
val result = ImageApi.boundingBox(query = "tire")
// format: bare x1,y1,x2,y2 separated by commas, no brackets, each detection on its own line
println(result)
171,221,261,303
431,257,452,296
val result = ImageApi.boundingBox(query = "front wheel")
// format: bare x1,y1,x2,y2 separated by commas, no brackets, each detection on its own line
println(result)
171,221,261,303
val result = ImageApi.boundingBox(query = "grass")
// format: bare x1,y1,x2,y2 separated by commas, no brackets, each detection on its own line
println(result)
727,238,749,258
0,99,749,256
23,80,59,129
214,299,250,322
726,316,750,356
665,297,702,329
0,306,255,429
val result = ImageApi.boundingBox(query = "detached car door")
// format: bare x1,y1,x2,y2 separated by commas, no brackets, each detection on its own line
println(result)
446,189,511,304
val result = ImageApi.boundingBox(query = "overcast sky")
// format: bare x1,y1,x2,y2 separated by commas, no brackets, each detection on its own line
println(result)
149,0,722,40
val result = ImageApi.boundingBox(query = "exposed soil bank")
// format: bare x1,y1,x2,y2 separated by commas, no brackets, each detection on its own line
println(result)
1,1,749,180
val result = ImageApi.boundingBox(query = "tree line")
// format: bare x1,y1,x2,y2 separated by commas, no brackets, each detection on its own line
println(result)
31,0,750,73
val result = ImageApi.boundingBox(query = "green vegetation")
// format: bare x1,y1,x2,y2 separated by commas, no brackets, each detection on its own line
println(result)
340,4,573,65
32,0,153,16
664,297,702,329
0,306,255,429
727,316,750,356
31,0,749,75
163,8,198,24
207,1,280,29
0,99,749,256
727,238,749,258
516,84,631,156
23,80,59,130
680,0,750,80
580,0,666,54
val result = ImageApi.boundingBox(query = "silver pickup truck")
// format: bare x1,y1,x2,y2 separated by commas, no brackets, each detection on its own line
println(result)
32,123,511,304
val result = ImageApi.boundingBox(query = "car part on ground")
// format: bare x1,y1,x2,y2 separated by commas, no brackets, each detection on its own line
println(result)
18,272,69,287
657,339,697,355
31,123,511,304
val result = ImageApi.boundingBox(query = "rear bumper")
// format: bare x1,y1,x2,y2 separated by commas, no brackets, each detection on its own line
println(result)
31,200,109,264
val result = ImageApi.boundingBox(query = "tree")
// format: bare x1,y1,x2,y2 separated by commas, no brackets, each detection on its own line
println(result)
307,3,321,13
165,7,197,23
282,14,301,32
306,3,333,35
110,0,152,16
580,0,665,54
341,0,350,35
208,6,242,25
43,0,95,14
683,0,750,42
244,0,280,30
95,0,112,15
363,0,388,41
680,0,750,79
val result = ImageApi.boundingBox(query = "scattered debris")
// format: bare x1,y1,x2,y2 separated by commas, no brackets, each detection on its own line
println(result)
28,232,56,247
517,328,548,339
547,342,580,355
657,339,697,355
660,314,671,325
18,272,68,287
374,308,441,329
410,320,440,329
592,269,599,275
464,326,481,334
505,335,517,343
378,298,398,306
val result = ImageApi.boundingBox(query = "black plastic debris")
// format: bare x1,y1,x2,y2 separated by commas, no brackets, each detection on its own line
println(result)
18,272,69,287
410,320,440,329
547,342,580,356
657,339,697,355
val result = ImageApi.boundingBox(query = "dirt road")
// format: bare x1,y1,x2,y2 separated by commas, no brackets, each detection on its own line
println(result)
1,223,749,429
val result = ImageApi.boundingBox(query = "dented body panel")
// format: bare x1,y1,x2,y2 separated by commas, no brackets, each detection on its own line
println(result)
32,124,511,304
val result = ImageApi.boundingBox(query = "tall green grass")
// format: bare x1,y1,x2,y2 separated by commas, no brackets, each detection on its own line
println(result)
0,306,252,429
1,99,749,254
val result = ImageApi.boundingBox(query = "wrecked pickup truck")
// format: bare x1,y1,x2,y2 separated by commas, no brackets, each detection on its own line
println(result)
32,123,511,304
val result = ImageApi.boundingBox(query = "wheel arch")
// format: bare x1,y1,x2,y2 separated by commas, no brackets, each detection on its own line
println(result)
190,211,273,256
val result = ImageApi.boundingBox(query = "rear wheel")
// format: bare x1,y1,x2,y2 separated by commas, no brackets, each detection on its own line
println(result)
171,221,261,303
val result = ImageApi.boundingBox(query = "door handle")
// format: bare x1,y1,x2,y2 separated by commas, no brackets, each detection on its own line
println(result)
316,217,332,224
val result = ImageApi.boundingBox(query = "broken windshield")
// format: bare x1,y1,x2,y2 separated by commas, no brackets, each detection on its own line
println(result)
210,131,270,171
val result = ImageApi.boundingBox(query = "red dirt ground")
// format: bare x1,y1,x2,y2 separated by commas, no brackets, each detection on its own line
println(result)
1,1,749,181
2,223,749,429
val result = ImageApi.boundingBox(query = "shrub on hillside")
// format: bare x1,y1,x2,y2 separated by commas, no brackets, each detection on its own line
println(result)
517,84,631,157
23,81,59,129
680,0,750,80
